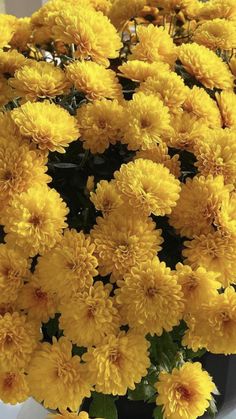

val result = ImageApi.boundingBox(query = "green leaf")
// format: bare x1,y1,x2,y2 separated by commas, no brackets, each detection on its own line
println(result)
153,406,164,419
185,348,207,360
128,366,158,402
89,392,118,419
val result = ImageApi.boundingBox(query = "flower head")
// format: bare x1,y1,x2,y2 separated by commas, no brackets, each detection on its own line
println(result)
193,18,236,50
47,412,97,419
0,75,15,107
135,144,181,178
0,370,29,404
199,0,236,20
0,50,28,76
216,90,236,129
118,60,169,83
156,362,215,419
109,0,147,29
10,17,33,51
0,14,17,48
90,180,123,216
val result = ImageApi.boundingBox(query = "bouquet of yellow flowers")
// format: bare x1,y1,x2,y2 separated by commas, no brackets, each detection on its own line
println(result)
0,0,236,418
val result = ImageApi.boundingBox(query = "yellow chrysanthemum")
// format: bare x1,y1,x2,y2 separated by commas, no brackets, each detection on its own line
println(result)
0,50,28,77
216,90,236,129
229,55,236,77
9,61,71,101
183,287,236,354
0,244,30,306
214,192,236,237
0,111,21,142
193,18,236,50
11,101,79,153
90,180,123,216
47,412,99,419
109,0,147,29
0,371,29,404
66,61,122,100
60,281,120,347
116,258,184,335
156,0,197,13
183,86,222,128
0,312,39,371
135,144,181,178
183,232,236,287
36,229,98,299
194,128,236,183
132,24,177,66
175,263,221,314
118,60,170,83
91,209,163,281
178,42,234,90
27,337,92,411
156,362,215,419
0,137,50,201
17,274,58,323
76,99,124,154
199,0,236,21
137,72,188,112
0,75,15,107
90,0,112,15
52,7,122,66
2,185,69,257
121,92,171,151
10,17,33,51
169,175,231,238
114,159,180,217
83,331,150,395
0,14,17,48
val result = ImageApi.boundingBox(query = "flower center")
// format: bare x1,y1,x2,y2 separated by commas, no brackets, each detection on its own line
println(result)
98,119,107,129
5,334,13,345
140,117,151,129
4,373,16,389
109,349,121,365
29,214,43,227
3,170,14,181
220,311,231,323
176,385,192,401
35,288,48,301
87,305,96,318
146,287,158,297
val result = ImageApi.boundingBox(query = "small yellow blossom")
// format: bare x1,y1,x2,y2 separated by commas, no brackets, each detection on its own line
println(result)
0,371,29,404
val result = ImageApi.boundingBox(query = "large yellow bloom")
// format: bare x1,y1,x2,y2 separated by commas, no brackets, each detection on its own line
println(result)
0,312,39,371
60,281,120,347
9,61,71,101
0,370,29,404
91,209,163,281
0,14,17,48
0,244,30,306
27,337,92,411
216,90,236,129
0,75,15,107
52,7,122,66
118,60,170,83
199,0,236,20
2,185,69,257
66,61,122,100
193,18,236,50
121,92,171,150
178,42,234,90
36,229,98,299
10,17,33,51
114,159,180,217
90,180,123,216
47,412,100,419
109,0,147,29
0,50,28,77
76,99,124,154
11,101,79,153
83,331,150,395
135,144,181,178
183,287,236,354
156,362,215,419
116,258,184,335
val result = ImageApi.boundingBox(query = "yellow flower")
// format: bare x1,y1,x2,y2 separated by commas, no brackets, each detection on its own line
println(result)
0,370,29,404
156,362,215,419
0,244,30,305
214,192,236,237
0,50,28,77
135,144,181,178
0,137,51,202
10,17,33,51
0,111,21,143
2,185,69,257
116,258,184,335
178,42,234,90
229,55,236,77
199,0,236,21
0,14,17,48
114,159,180,217
194,128,236,183
9,61,71,101
60,281,120,347
66,61,122,101
175,263,221,314
27,337,92,411
90,180,123,216
193,19,236,51
183,232,236,287
0,75,15,107
216,90,236,129
17,274,58,323
109,0,147,29
90,0,112,15
132,24,177,66
121,92,171,151
36,229,98,299
156,0,197,13
118,60,170,83
169,175,232,238
83,331,150,395
11,101,79,153
137,72,188,112
52,7,122,67
91,209,163,281
76,99,124,154
183,287,236,354
47,412,97,419
0,312,39,371
183,85,222,128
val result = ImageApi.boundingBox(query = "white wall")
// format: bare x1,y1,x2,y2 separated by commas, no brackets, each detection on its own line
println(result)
5,0,47,17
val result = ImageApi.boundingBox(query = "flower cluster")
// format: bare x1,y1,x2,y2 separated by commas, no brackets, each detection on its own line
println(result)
0,0,236,418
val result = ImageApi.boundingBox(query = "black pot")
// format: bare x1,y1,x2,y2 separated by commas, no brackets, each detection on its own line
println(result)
115,397,155,419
